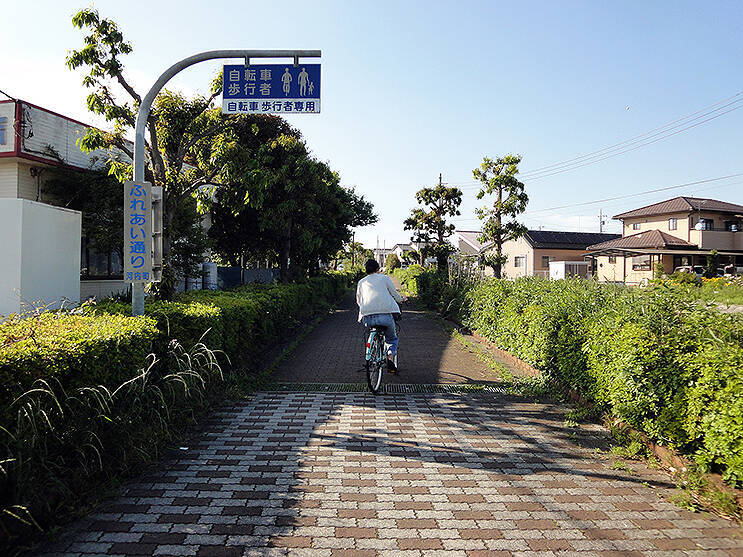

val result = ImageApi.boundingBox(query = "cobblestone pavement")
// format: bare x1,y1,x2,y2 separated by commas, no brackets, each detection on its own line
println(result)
34,289,743,556
37,392,743,556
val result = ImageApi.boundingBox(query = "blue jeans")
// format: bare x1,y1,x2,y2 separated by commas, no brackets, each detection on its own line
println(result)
362,313,399,355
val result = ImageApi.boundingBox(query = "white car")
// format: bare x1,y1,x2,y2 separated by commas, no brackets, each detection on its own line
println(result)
674,265,704,278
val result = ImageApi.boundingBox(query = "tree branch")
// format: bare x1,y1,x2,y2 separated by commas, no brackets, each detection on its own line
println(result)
115,72,142,104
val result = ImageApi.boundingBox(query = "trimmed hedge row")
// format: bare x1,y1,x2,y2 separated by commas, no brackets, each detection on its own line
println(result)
0,272,355,551
0,313,159,411
401,268,743,486
0,273,351,411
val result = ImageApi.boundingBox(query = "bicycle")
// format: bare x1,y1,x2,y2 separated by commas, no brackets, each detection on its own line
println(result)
363,313,401,395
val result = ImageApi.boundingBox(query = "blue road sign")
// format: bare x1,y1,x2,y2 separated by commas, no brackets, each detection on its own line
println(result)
222,64,321,114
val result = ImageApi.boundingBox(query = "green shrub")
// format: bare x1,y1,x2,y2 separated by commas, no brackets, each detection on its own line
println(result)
0,273,355,550
392,264,426,295
415,274,743,486
385,253,401,272
0,312,158,410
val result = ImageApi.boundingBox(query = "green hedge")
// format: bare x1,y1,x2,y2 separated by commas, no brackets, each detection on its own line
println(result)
0,272,354,551
392,264,426,295
0,313,158,411
413,272,743,486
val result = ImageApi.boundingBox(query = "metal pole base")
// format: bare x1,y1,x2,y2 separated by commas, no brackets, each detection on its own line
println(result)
132,283,145,316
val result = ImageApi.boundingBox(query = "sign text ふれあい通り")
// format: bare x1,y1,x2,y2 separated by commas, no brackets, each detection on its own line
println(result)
124,181,152,283
222,64,320,114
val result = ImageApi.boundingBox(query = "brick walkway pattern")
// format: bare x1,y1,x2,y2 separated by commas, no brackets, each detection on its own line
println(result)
272,294,498,385
37,392,743,556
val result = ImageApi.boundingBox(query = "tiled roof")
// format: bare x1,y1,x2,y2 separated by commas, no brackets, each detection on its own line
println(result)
614,196,743,219
455,230,486,252
587,230,696,251
524,230,621,250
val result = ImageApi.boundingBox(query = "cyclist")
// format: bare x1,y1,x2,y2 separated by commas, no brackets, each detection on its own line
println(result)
356,259,407,372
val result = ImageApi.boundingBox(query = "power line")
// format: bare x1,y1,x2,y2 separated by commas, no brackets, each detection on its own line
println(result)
443,89,743,186
522,104,743,181
520,90,743,177
451,173,743,222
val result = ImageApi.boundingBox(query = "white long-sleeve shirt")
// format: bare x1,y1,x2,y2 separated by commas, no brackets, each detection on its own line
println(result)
356,273,403,322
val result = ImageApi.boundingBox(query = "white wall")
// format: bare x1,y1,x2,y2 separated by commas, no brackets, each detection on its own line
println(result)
0,199,81,317
0,202,22,316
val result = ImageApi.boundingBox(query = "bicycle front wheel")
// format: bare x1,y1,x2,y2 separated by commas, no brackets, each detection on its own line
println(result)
366,333,385,395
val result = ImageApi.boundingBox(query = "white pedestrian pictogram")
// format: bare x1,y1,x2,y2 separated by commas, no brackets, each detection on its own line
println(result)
298,68,310,96
282,68,292,96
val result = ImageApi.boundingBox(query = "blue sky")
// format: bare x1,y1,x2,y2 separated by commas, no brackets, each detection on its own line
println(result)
3,1,742,248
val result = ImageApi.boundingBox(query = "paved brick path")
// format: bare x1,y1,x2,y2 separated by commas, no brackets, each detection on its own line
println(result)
272,294,499,385
35,291,743,556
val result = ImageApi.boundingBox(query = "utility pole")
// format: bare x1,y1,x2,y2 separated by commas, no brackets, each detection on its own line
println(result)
351,231,355,268
599,209,606,233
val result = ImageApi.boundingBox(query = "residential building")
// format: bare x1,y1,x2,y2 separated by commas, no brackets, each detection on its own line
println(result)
454,230,485,256
586,196,743,284
468,230,620,278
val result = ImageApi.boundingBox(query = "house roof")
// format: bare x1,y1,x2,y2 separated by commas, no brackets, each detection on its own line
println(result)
587,230,696,251
523,230,621,250
613,196,743,220
393,243,413,251
455,230,486,252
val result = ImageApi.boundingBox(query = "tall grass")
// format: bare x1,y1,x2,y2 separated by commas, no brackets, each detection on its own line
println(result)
0,337,225,552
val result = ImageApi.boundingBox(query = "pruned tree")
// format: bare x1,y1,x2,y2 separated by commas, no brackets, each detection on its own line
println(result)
473,154,528,278
403,177,462,272
385,253,401,272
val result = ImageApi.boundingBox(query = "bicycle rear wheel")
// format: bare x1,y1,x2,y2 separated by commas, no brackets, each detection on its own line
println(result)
366,332,385,394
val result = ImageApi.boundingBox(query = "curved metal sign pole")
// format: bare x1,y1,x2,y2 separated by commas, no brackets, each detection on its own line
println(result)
131,49,321,316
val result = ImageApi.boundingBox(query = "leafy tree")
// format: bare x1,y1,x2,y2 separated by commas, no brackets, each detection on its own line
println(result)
386,253,401,272
42,165,123,268
66,8,232,297
473,154,529,278
403,179,462,272
332,242,373,270
211,133,376,281
207,115,302,269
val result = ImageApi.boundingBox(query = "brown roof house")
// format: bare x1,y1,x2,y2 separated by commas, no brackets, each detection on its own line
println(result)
457,229,620,278
586,196,743,284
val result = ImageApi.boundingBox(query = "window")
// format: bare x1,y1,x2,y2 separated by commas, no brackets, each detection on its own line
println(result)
632,256,651,271
0,117,7,145
725,220,740,232
700,218,714,231
668,218,677,230
541,255,554,268
632,223,641,230
608,256,617,264
514,256,525,268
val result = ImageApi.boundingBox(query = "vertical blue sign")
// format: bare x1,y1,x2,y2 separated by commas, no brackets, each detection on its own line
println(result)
222,64,321,114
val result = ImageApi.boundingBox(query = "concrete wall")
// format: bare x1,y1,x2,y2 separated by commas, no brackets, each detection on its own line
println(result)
80,280,127,301
0,199,81,317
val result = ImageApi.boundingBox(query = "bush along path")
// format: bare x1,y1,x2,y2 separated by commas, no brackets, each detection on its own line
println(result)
0,272,357,554
28,277,743,556
398,268,743,516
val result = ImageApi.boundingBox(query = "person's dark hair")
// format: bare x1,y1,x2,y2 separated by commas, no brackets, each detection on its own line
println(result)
365,259,380,274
